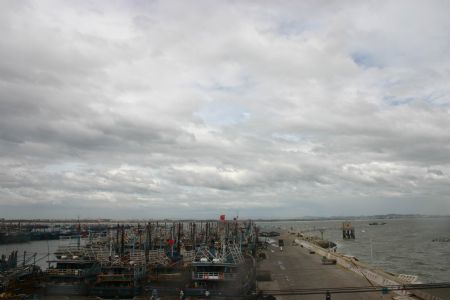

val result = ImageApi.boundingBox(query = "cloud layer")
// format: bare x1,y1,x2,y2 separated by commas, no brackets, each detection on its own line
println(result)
1,0,450,218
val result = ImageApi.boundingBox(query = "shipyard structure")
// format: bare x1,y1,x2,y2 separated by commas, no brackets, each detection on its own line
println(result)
1,218,258,299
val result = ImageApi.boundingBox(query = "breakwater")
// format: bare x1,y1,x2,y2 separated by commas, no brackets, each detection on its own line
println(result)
295,238,445,300
257,217,450,283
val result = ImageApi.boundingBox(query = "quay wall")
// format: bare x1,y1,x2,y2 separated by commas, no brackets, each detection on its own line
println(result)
294,239,443,300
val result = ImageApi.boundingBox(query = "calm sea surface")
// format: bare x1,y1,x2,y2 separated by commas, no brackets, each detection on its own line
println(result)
257,217,450,283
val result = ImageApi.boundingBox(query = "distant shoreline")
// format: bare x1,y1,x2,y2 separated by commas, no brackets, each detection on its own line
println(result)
1,214,449,223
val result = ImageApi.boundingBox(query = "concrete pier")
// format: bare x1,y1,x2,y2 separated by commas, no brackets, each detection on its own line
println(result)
257,232,407,300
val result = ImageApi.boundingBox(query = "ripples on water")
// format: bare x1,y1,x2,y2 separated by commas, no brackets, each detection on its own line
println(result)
257,217,450,283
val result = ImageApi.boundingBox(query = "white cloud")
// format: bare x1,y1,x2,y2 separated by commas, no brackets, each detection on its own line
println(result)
0,0,449,218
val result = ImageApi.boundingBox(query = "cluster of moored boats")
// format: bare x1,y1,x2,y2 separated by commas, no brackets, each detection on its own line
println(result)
1,220,258,299
0,223,115,245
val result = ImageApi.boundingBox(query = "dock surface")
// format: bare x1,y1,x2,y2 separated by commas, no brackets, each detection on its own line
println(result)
257,233,393,300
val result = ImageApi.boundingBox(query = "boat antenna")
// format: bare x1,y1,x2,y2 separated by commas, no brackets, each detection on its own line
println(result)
77,216,81,249
47,239,50,269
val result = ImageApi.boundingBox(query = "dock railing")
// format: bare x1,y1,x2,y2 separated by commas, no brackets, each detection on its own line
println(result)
193,271,238,280
97,273,134,282
45,268,85,277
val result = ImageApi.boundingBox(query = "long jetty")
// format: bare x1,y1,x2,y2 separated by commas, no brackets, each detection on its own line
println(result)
257,230,450,300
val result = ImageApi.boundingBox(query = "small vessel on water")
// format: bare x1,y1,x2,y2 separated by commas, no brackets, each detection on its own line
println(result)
369,222,386,225
432,237,450,242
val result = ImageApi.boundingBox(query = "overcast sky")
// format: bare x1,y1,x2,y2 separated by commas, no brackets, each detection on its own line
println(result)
1,1,449,219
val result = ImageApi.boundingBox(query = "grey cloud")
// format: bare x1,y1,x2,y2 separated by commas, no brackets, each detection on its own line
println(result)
1,1,450,218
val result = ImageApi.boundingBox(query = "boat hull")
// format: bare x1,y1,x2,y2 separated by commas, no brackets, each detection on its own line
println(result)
90,286,141,298
44,283,89,296
0,232,31,244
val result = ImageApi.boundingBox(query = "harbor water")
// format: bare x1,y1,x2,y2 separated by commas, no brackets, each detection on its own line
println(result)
0,237,84,270
258,217,450,283
1,217,449,285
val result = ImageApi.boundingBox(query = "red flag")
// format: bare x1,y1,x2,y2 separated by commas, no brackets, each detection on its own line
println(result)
220,214,225,221
167,239,175,246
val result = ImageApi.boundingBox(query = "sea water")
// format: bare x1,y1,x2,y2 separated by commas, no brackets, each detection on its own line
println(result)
257,217,450,283
1,217,449,284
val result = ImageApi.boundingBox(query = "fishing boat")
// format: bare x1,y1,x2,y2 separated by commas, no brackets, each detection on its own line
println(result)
185,242,255,298
1,251,43,297
44,245,100,296
146,248,193,299
90,252,147,298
